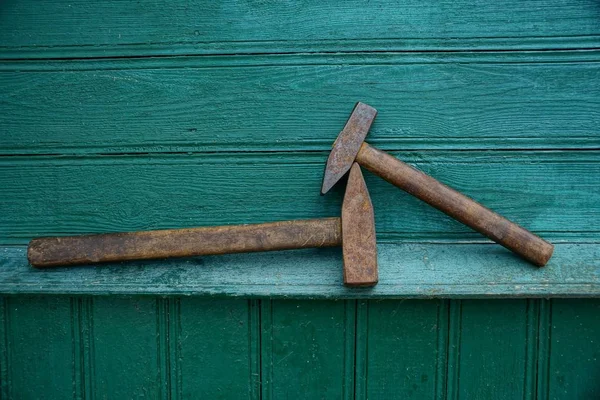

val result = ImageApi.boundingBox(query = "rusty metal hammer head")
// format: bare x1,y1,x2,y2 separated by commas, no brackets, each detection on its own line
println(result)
341,162,378,286
321,102,377,195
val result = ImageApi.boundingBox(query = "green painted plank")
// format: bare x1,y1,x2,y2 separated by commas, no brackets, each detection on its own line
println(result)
1,58,599,154
446,301,461,400
2,296,76,399
536,300,552,400
548,299,600,399
261,300,354,399
454,300,532,399
0,243,598,298
1,0,599,58
354,301,367,399
176,298,259,399
1,152,598,244
0,299,7,399
361,300,446,399
88,297,162,399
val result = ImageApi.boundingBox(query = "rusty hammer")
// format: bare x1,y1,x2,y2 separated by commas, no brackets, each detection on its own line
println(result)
322,103,553,267
28,163,378,287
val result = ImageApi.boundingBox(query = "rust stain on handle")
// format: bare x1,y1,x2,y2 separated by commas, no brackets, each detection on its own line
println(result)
356,143,554,267
28,218,342,268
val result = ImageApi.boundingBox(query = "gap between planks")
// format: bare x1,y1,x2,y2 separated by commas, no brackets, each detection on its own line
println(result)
1,35,600,61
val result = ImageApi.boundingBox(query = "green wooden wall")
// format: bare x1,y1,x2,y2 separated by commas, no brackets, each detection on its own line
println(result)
1,298,600,399
1,0,599,398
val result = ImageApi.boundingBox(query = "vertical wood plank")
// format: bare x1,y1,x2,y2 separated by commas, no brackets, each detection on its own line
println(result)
536,299,552,400
70,297,86,400
363,300,446,399
79,297,94,400
446,300,462,400
176,298,257,399
456,300,530,399
168,298,181,400
261,300,274,400
354,300,368,400
157,298,170,400
548,299,600,400
0,298,9,399
262,300,354,400
524,299,540,400
3,296,75,399
90,297,161,399
249,299,261,400
343,300,356,400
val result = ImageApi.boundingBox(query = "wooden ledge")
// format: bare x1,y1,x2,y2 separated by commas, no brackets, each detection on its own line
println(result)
0,243,597,298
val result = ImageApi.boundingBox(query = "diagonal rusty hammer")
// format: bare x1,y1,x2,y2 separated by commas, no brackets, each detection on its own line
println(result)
322,102,553,266
28,163,378,287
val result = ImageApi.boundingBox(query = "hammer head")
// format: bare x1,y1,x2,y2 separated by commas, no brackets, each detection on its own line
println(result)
341,163,378,287
322,102,378,195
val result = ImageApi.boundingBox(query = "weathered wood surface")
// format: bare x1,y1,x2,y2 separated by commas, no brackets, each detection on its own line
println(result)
1,151,597,244
0,243,597,297
1,54,599,154
1,0,600,398
27,218,343,267
0,2,598,298
1,0,599,58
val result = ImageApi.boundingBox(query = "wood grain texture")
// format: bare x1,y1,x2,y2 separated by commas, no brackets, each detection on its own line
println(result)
0,297,261,399
1,0,599,58
0,151,596,244
0,243,598,297
363,300,446,399
89,297,162,399
1,0,599,398
177,298,259,399
1,297,598,399
261,300,354,399
456,300,530,399
1,56,599,154
2,297,75,399
548,299,600,399
27,218,342,268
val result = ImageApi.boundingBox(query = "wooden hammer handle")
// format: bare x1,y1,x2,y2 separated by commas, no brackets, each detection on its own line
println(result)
28,218,342,268
356,143,553,266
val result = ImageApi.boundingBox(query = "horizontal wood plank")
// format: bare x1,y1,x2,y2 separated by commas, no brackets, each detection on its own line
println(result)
1,55,599,154
0,243,597,297
1,0,599,58
0,151,597,244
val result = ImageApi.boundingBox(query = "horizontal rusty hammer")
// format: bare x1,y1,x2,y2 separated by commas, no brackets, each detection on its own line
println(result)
28,163,378,287
322,103,553,267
